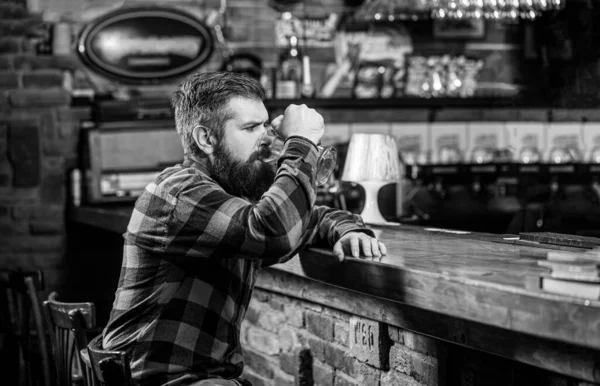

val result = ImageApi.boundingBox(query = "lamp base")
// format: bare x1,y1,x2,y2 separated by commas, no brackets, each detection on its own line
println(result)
358,181,390,225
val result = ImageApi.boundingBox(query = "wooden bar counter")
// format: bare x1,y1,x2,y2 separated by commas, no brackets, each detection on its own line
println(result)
69,205,600,385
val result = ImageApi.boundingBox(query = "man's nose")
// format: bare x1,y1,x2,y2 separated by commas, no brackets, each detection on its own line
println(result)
260,127,276,146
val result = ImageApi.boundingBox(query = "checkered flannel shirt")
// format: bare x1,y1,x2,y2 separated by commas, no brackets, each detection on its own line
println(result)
102,137,373,386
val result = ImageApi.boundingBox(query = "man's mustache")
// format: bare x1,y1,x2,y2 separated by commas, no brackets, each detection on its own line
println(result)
248,144,272,163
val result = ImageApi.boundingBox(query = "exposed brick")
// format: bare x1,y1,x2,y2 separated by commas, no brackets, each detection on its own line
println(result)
56,106,76,138
388,326,401,343
0,167,11,187
30,220,64,235
0,37,23,54
349,317,389,369
324,343,354,376
31,204,62,220
30,252,66,268
246,325,279,355
381,370,424,386
9,88,70,107
56,124,75,144
306,310,334,342
0,55,13,70
334,322,349,347
0,235,63,253
268,294,286,311
257,307,287,333
279,351,296,375
0,169,11,187
284,302,304,327
278,347,313,386
323,308,351,322
0,3,28,19
0,187,38,204
0,18,41,36
43,138,77,157
243,348,275,379
279,326,302,353
39,109,58,138
0,220,28,235
0,204,8,219
56,106,72,122
253,290,270,302
304,303,323,313
11,204,33,220
389,344,438,386
333,372,358,386
7,107,43,121
0,90,9,111
8,118,40,187
313,360,334,386
400,330,439,357
245,300,261,325
41,158,65,203
13,55,80,71
0,71,20,88
0,122,7,155
0,251,33,268
22,70,63,88
273,372,294,386
353,362,381,386
308,337,326,362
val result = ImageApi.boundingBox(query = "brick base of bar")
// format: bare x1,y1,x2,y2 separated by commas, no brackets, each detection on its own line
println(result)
242,268,597,386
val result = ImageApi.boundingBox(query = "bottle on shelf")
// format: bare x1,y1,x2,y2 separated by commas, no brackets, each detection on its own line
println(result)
300,55,315,99
277,35,302,99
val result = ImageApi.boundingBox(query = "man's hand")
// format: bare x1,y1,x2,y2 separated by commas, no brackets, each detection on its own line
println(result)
274,104,324,145
332,232,387,262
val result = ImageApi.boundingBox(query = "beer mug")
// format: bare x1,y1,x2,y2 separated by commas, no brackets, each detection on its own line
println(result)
257,127,337,186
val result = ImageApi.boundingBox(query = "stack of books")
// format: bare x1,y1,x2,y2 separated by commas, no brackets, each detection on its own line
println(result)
536,250,600,299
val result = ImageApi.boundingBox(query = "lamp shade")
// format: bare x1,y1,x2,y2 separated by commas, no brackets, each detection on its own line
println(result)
341,133,401,183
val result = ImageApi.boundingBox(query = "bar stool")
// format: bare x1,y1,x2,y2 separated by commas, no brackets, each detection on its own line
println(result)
86,335,132,386
5,269,53,386
43,292,96,386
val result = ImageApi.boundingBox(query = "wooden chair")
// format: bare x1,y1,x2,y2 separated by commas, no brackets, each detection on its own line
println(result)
6,269,53,386
86,335,132,386
0,269,18,382
43,292,96,386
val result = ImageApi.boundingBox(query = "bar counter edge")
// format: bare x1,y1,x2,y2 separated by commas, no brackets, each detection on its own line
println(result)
68,204,600,383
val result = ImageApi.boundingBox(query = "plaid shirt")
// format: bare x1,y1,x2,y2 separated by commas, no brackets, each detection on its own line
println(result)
102,137,372,385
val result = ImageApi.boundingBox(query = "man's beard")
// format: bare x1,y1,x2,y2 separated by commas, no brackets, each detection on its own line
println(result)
208,140,276,202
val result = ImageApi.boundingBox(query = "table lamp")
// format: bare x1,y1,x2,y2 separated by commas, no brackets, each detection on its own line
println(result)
341,133,401,224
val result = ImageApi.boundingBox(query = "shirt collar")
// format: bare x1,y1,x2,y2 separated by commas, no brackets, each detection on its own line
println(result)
183,156,210,176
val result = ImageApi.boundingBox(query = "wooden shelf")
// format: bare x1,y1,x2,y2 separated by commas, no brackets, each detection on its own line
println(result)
264,97,547,110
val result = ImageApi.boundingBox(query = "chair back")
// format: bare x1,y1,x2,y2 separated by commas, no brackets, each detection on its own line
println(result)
87,335,132,386
43,292,96,386
6,269,53,386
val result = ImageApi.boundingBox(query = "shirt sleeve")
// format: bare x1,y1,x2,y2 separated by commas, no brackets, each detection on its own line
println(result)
148,137,323,262
259,205,375,268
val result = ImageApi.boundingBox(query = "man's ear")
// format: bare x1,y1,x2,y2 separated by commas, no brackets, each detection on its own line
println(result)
192,125,215,156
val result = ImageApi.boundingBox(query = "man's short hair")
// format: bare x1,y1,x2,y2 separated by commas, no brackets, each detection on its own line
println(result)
171,72,266,159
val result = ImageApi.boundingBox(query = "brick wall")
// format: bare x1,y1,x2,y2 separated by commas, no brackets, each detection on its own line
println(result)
240,288,444,386
241,286,595,386
0,0,89,296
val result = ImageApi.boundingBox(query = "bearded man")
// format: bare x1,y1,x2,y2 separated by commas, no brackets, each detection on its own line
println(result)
102,72,387,386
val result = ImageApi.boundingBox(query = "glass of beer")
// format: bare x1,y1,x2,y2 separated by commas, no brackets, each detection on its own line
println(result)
257,127,337,186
